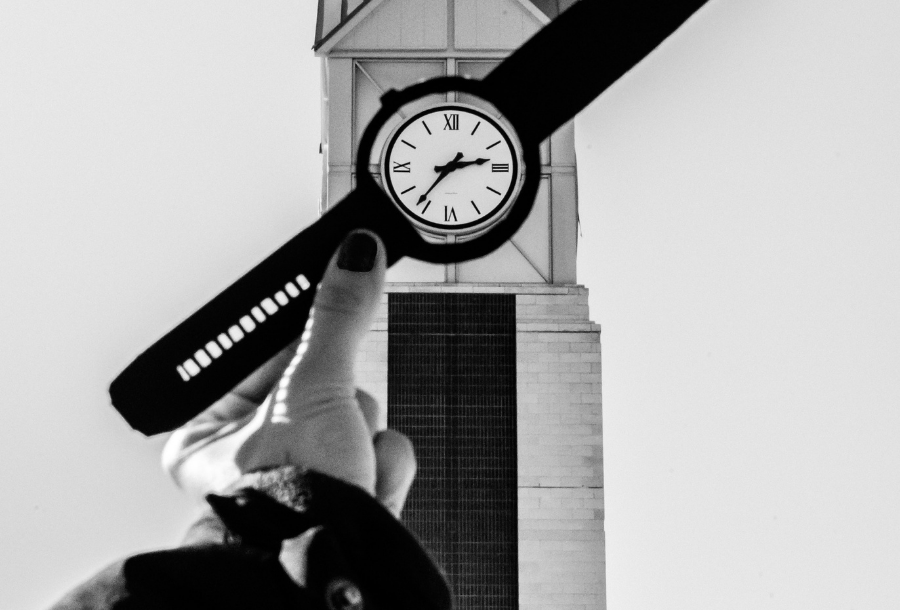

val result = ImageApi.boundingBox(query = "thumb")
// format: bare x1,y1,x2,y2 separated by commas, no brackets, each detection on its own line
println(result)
165,231,388,499
290,229,386,402
237,230,385,493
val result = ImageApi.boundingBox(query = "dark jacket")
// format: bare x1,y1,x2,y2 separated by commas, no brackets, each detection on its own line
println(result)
49,467,452,610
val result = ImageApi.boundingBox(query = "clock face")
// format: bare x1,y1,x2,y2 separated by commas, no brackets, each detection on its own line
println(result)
380,103,523,237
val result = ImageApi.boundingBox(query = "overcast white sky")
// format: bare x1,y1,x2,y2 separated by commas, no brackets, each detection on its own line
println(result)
1,1,899,608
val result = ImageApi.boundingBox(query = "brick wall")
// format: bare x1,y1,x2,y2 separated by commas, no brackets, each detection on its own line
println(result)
516,286,604,610
353,283,605,609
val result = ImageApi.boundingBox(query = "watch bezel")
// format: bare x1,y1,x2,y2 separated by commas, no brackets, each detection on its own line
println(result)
379,102,523,237
356,76,540,265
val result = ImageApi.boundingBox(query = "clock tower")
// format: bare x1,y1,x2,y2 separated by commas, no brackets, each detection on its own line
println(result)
314,1,604,608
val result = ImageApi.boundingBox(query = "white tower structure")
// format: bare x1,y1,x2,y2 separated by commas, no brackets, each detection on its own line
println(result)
315,2,604,608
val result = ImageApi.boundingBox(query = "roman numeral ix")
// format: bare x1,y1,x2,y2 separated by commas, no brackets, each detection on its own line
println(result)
392,161,411,173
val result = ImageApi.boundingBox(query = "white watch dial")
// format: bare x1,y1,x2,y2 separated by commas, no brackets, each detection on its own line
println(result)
381,103,523,236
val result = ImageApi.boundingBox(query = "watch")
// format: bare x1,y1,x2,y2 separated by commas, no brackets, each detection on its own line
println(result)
380,103,523,238
110,0,712,434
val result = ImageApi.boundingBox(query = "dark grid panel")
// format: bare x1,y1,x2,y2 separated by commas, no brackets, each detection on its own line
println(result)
388,293,518,610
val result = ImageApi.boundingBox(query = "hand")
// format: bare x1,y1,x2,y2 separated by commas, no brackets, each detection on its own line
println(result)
433,157,488,172
416,153,489,204
162,230,415,517
416,151,464,205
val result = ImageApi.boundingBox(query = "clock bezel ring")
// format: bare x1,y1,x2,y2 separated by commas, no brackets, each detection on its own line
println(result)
379,102,523,237
356,76,541,265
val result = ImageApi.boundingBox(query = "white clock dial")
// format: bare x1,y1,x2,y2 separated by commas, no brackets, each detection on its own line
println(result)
381,103,523,236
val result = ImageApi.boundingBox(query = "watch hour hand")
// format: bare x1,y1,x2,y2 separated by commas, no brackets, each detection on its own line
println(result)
434,157,489,171
430,151,465,174
417,152,464,204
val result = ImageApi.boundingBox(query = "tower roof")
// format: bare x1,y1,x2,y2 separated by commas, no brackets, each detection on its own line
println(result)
313,0,578,51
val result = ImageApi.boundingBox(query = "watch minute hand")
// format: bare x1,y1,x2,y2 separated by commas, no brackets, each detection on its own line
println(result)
417,152,464,204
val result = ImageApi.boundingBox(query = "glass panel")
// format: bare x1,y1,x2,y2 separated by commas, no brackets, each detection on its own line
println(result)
458,60,550,164
457,60,499,81
353,60,446,164
388,293,518,610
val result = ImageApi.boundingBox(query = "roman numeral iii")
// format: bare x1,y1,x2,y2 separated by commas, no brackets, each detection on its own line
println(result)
492,163,509,172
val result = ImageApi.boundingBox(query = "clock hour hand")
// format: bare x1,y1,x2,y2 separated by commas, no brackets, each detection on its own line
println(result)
416,151,464,205
433,157,489,172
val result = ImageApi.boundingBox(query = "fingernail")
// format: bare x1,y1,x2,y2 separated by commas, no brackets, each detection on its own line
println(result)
337,232,377,272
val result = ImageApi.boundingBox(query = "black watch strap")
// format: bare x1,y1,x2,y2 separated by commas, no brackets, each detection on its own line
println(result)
109,0,713,435
483,0,711,145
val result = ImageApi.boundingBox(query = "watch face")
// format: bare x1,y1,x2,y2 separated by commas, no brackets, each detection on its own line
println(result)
380,103,523,237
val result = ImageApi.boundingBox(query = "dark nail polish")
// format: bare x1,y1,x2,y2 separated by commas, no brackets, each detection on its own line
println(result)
337,232,376,271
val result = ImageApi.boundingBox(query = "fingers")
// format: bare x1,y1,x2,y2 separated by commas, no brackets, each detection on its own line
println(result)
373,429,417,518
357,389,415,516
356,389,385,434
161,392,265,498
288,230,386,404
242,394,377,493
163,230,410,506
230,337,303,404
162,340,303,492
161,392,259,490
235,231,387,494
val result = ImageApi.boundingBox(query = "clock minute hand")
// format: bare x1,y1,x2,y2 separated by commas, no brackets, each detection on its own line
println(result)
434,157,489,171
417,151,464,204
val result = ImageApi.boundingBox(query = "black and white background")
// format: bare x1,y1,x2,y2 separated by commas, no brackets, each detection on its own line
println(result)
1,1,898,608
